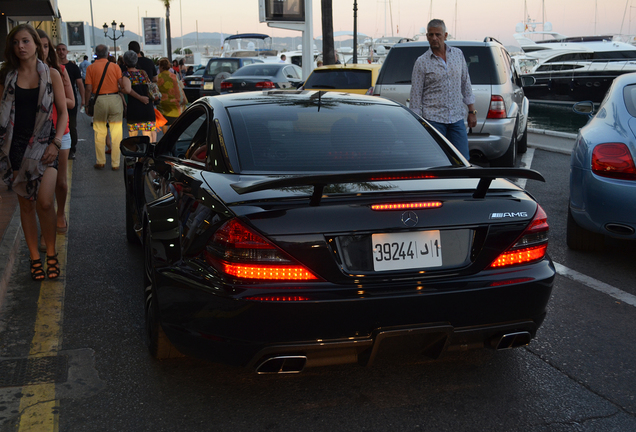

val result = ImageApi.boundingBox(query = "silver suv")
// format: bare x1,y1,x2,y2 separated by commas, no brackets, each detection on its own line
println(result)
372,38,530,166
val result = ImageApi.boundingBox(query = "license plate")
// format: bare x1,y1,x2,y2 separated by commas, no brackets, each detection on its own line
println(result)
203,82,214,90
372,231,442,271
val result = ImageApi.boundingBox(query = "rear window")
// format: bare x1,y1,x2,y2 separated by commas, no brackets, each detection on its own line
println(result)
233,65,281,77
206,60,241,76
304,69,372,90
377,44,499,86
227,102,459,173
623,84,636,118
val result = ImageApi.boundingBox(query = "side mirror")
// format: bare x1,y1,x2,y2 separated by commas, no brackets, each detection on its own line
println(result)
572,101,595,117
120,135,151,157
520,76,536,87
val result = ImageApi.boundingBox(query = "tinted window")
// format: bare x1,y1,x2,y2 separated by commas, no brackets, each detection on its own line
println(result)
378,44,497,86
623,84,636,118
305,69,372,89
206,60,240,75
228,102,457,173
233,65,281,77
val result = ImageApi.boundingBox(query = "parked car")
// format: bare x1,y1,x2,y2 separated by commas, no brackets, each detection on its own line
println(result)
568,73,636,250
183,65,205,103
120,91,554,373
220,63,303,93
200,57,264,97
302,63,382,95
372,38,531,167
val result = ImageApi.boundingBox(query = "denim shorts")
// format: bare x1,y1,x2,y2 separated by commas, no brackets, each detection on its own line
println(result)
60,133,71,150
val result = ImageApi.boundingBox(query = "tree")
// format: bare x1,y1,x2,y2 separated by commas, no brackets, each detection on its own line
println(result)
321,0,336,65
160,0,173,62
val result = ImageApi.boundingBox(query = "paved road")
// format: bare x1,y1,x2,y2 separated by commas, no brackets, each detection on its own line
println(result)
1,123,635,432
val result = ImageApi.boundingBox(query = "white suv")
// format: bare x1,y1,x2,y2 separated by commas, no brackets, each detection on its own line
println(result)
372,38,530,166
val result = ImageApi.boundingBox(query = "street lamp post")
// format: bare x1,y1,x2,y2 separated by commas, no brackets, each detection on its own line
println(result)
103,20,125,60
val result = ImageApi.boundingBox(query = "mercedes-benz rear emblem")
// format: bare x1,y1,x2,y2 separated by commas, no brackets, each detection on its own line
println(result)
241,81,247,87
401,211,418,227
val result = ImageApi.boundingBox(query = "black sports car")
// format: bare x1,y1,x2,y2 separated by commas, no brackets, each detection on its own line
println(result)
121,91,555,373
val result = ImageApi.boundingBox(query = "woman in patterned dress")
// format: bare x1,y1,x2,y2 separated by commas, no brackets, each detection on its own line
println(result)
119,50,157,141
0,24,68,280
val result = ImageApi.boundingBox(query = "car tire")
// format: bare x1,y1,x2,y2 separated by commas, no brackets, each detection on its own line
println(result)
125,196,139,244
566,207,604,251
490,122,517,167
518,126,528,154
144,227,183,359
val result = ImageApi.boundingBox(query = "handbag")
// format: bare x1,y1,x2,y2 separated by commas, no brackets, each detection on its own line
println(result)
149,82,162,102
86,62,110,117
154,107,167,128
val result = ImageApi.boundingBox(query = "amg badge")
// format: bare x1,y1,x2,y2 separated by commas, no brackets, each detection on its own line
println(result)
490,212,529,219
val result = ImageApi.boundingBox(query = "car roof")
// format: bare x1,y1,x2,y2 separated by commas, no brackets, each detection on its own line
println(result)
392,39,504,49
200,90,400,109
313,63,382,71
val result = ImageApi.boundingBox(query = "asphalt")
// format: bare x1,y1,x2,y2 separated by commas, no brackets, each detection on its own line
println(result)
0,123,577,312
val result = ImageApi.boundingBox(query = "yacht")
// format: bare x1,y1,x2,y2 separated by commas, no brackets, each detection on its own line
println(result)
513,29,636,105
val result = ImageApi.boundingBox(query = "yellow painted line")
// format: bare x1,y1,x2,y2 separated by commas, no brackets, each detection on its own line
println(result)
17,160,72,432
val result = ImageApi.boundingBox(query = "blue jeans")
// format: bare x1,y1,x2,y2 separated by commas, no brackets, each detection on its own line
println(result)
427,119,469,159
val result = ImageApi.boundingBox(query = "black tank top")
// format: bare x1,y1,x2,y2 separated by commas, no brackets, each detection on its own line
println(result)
14,84,39,141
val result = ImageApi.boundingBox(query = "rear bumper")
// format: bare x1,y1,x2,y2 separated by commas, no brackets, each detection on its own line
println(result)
468,117,516,160
569,167,636,239
155,259,555,370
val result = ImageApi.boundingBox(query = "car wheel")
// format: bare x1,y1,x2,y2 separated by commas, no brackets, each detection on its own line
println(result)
518,126,528,154
566,207,604,251
144,227,183,359
490,124,517,167
125,196,139,244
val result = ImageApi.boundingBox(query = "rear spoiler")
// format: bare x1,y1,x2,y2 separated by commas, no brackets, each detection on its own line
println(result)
231,167,545,206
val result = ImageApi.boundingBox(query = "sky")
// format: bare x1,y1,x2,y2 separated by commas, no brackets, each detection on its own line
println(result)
57,0,627,48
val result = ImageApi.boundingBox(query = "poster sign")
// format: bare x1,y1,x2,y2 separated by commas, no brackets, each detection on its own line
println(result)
261,0,304,22
67,22,86,46
143,17,162,45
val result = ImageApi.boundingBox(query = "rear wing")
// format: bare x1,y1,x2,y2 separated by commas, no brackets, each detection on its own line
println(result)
231,167,545,206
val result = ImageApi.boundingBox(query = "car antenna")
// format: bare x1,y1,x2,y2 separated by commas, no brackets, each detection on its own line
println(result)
309,91,324,111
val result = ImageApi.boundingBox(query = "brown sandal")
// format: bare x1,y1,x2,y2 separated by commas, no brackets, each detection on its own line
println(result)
46,254,60,280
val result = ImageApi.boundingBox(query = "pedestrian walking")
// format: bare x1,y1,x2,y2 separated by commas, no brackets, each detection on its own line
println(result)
84,44,124,170
37,31,74,247
79,55,90,84
157,58,187,133
56,43,85,160
0,24,68,280
119,50,157,141
409,18,476,159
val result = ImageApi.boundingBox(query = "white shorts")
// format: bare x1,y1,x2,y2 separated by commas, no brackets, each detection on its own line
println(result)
60,133,71,150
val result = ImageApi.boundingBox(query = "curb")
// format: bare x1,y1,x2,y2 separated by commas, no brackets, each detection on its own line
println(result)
0,206,22,311
528,127,578,140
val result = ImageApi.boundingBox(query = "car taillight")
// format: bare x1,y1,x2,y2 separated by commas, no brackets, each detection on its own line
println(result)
365,87,374,95
256,81,276,89
204,218,319,281
490,205,549,268
591,143,636,180
220,82,232,91
487,95,506,119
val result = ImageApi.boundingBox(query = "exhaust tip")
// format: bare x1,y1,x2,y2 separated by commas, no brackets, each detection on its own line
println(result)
605,223,635,236
491,331,532,350
255,355,307,374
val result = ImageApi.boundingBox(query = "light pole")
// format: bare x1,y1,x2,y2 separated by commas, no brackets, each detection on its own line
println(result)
103,20,125,60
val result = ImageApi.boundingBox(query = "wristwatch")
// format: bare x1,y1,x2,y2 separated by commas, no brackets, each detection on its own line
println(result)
468,110,477,115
